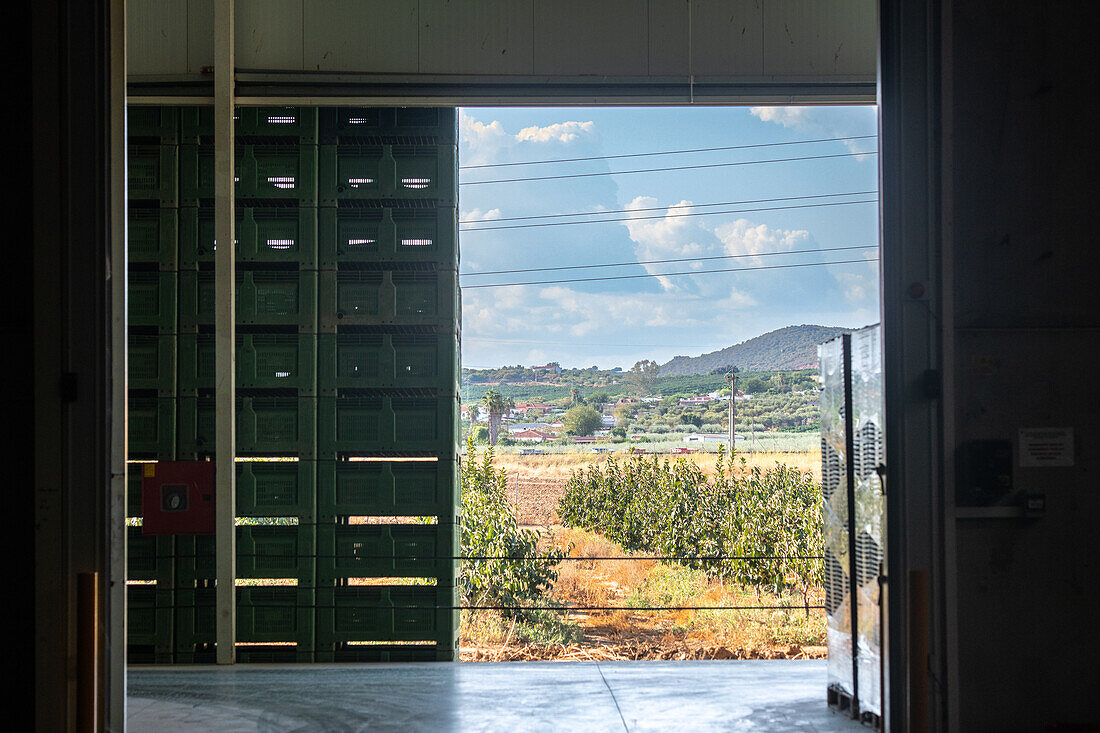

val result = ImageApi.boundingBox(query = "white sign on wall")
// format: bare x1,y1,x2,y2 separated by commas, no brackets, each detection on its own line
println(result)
1018,428,1074,467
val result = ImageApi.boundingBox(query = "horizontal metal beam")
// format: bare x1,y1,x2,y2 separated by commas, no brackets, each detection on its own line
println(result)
127,73,876,106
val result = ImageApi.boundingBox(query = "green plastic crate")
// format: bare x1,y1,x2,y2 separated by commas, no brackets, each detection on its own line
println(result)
319,266,456,329
316,522,458,581
318,330,458,394
314,584,459,655
180,143,318,206
318,205,457,268
179,269,318,332
178,206,319,268
237,460,316,519
128,144,179,205
176,526,317,585
126,527,175,585
178,395,317,458
127,468,143,517
128,333,177,395
128,106,180,144
319,144,456,205
128,206,179,269
126,584,175,658
319,107,457,144
178,333,317,395
180,106,320,144
128,271,177,330
316,459,458,521
317,393,458,457
128,396,176,458
174,586,315,660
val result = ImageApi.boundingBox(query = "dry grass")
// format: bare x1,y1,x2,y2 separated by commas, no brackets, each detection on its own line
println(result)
460,526,827,660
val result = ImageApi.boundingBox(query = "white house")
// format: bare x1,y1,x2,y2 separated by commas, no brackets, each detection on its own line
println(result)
682,432,743,444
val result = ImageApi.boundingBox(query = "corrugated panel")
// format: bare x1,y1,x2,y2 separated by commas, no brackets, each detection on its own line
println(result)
128,0,876,85
762,0,877,76
127,0,189,75
419,0,535,75
303,0,419,73
532,0,649,76
680,0,765,77
236,0,305,71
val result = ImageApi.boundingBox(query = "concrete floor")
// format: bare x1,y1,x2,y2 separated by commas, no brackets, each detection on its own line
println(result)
128,659,867,732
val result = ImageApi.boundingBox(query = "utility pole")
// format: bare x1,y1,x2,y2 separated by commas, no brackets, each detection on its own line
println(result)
726,370,736,454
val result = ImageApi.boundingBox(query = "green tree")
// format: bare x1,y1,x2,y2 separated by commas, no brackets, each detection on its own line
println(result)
481,388,514,446
461,440,568,619
626,359,660,395
563,404,602,436
585,390,610,407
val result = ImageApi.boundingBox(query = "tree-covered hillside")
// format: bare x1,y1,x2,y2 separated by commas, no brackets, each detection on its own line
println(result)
659,325,853,376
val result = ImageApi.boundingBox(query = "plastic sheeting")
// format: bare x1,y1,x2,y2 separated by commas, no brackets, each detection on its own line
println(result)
818,335,853,697
851,326,884,717
819,325,885,717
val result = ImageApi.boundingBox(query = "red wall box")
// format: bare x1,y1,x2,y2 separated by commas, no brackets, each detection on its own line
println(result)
141,461,216,535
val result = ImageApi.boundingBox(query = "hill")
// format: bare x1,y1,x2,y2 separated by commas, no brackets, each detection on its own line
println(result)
659,324,852,376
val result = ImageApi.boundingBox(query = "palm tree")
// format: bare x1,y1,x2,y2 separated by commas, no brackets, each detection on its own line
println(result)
481,389,513,446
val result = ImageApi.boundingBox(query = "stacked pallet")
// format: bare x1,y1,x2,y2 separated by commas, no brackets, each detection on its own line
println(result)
124,106,460,664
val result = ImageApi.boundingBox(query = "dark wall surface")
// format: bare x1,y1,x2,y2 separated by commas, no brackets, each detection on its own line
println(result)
945,2,1100,729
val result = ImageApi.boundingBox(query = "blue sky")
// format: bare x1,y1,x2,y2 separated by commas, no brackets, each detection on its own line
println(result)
457,106,879,370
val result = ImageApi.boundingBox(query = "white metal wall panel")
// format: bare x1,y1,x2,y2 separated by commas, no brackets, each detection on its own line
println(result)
686,0,765,77
236,0,304,71
303,0,419,72
645,0,689,76
420,0,535,75
532,0,649,76
127,0,189,75
127,0,877,100
187,0,214,72
762,0,876,76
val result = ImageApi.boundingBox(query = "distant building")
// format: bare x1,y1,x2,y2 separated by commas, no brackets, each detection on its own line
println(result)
683,432,734,444
679,396,713,405
601,415,616,427
531,364,562,375
511,429,555,443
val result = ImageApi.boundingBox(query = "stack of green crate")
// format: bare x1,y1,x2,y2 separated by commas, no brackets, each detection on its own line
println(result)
126,106,181,664
172,106,321,663
314,107,460,663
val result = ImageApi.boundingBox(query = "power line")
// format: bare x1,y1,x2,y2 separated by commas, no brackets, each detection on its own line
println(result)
460,190,879,224
463,337,727,349
459,150,878,186
459,134,878,169
462,257,878,289
460,198,877,232
461,244,878,277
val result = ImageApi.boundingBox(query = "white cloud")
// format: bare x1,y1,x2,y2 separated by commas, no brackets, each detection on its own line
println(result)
714,218,810,258
750,107,812,128
750,105,878,157
461,208,502,223
460,112,598,167
515,120,595,144
622,197,710,290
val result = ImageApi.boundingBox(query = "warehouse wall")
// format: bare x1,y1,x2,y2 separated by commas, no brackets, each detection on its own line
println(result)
941,1,1100,729
126,0,876,103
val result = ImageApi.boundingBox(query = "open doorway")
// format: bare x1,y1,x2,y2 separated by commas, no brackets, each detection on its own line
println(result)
453,105,879,670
